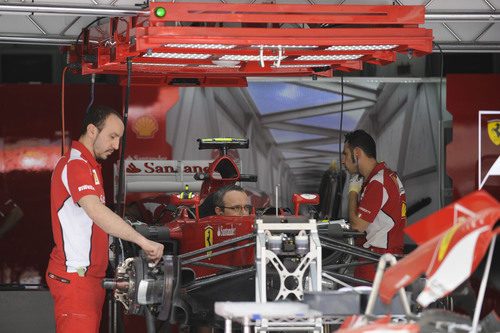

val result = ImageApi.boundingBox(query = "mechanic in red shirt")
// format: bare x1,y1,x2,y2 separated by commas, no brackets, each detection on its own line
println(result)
341,130,406,282
47,105,164,333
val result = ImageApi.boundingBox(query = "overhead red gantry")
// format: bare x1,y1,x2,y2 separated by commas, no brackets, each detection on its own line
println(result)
72,2,433,86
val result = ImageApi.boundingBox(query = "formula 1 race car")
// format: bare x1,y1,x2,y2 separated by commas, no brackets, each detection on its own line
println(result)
102,138,374,329
102,138,500,333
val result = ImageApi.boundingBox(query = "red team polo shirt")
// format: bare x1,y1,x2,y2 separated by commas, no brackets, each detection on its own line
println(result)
49,141,108,278
356,162,407,254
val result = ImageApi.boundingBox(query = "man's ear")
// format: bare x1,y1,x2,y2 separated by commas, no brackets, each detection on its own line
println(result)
87,123,98,138
214,207,222,215
353,147,361,158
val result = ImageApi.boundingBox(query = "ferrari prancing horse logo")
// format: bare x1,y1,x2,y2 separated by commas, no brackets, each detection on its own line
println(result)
204,226,213,258
488,119,500,146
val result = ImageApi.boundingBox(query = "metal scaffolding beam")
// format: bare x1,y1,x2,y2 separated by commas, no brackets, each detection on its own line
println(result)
277,136,339,150
285,155,335,162
265,122,341,137
0,34,77,45
425,12,500,22
432,42,500,53
294,82,378,101
280,147,338,156
0,3,144,16
261,100,373,124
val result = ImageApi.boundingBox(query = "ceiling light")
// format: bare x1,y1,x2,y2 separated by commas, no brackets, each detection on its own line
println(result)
250,45,318,49
144,52,211,59
295,54,363,61
325,45,398,51
272,64,329,68
220,55,285,61
164,44,236,49
198,64,240,68
134,63,187,67
212,60,241,67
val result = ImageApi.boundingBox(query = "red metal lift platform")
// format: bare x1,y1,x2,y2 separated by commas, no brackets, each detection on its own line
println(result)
72,2,433,86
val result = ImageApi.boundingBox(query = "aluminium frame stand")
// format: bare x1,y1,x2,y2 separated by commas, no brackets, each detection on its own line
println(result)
255,216,322,302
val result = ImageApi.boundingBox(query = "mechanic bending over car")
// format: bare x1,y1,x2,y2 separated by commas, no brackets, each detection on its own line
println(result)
341,130,407,281
214,184,251,216
46,105,164,333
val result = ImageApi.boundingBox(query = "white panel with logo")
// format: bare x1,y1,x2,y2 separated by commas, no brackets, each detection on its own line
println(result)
114,159,242,197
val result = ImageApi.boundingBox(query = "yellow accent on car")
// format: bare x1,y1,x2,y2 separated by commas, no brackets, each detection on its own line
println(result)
205,227,213,257
438,222,462,261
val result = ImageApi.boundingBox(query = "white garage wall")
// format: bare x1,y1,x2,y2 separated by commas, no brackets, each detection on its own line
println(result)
166,87,298,207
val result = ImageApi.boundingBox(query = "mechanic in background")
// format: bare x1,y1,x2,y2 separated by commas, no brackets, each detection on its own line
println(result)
341,130,406,281
0,184,24,284
47,105,164,333
214,184,251,216
0,187,23,240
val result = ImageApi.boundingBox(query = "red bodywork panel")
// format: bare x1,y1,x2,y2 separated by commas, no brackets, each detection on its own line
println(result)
379,191,500,305
337,323,420,333
292,193,320,216
405,190,500,245
167,214,255,277
338,315,419,333
199,155,242,199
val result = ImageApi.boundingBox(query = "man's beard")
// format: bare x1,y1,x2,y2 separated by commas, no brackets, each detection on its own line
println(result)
95,149,114,161
92,136,111,161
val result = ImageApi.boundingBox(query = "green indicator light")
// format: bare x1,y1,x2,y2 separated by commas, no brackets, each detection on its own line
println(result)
155,7,166,18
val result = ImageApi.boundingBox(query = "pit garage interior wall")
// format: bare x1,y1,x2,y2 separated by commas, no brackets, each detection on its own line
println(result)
344,82,450,236
166,86,298,207
0,84,123,286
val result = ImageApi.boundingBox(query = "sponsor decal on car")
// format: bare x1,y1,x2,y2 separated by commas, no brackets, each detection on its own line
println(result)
217,225,236,237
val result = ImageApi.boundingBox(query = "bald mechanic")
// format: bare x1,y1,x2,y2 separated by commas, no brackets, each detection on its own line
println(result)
214,185,251,216
341,130,406,281
47,105,164,333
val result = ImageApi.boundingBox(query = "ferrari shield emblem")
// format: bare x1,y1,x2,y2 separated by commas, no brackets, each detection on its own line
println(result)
488,119,500,145
204,226,213,257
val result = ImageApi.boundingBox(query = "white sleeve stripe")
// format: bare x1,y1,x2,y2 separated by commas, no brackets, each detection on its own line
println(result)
382,187,388,207
61,165,70,194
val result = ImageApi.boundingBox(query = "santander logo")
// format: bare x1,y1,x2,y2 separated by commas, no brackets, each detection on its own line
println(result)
125,160,210,175
126,163,141,173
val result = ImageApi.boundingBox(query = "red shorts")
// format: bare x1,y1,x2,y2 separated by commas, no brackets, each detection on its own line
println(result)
46,262,106,333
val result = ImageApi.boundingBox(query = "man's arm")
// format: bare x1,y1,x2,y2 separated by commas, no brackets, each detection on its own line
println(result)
78,195,164,263
0,205,23,240
348,192,370,232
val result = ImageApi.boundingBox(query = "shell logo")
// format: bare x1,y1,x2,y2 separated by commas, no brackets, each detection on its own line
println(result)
132,116,158,139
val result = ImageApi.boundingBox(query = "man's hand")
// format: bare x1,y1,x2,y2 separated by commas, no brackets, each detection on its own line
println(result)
140,239,164,264
348,174,364,195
